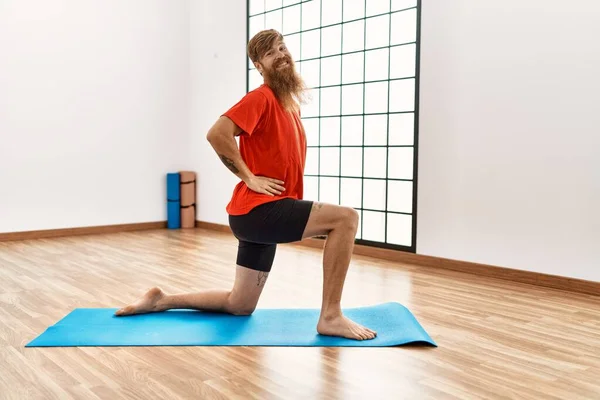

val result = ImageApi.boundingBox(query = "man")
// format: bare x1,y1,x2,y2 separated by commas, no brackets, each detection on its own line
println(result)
116,29,376,341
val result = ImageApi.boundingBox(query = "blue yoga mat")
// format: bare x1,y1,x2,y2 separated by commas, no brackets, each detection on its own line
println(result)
26,302,436,348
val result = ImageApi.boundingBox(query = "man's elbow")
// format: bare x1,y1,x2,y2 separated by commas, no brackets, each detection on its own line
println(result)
206,117,233,143
206,124,222,144
206,128,216,143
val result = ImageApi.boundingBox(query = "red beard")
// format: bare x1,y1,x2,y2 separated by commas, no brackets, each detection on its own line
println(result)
263,56,307,112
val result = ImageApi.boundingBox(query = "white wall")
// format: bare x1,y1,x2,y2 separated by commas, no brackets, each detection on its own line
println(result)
189,0,247,225
189,1,600,282
3,1,598,282
0,0,190,232
417,0,600,281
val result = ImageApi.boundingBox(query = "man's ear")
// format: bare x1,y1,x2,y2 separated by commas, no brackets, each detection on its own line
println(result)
254,61,263,76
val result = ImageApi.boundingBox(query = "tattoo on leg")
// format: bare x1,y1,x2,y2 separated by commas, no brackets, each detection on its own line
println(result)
219,154,239,174
257,272,269,287
312,202,324,211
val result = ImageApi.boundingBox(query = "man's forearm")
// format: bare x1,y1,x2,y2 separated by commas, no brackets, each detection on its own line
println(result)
207,133,254,183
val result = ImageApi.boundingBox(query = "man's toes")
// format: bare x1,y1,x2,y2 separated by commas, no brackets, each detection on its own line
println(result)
362,328,375,339
115,306,132,316
351,327,364,340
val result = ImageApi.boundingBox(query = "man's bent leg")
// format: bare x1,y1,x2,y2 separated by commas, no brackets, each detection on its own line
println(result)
115,243,274,316
301,202,377,340
115,265,269,316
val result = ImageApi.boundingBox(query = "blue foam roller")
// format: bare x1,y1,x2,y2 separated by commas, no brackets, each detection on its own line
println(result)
167,173,181,229
167,200,180,229
167,173,180,201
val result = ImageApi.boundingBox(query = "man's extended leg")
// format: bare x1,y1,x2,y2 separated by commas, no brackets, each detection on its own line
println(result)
115,264,270,316
301,202,377,340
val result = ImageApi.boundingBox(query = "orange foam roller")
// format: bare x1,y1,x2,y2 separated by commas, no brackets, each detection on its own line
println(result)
179,171,196,207
181,204,196,229
179,171,196,228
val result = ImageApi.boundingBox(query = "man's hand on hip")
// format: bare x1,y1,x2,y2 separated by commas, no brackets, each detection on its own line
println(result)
245,176,285,196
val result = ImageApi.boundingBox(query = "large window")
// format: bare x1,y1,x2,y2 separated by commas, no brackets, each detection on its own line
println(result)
247,0,420,252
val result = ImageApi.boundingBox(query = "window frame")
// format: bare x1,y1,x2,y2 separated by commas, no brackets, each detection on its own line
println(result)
246,0,421,253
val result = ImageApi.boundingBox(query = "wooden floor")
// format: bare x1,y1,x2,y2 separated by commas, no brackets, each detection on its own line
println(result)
1,228,599,399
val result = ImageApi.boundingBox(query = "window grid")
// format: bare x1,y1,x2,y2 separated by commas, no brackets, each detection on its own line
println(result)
249,0,313,18
301,76,413,90
385,0,392,245
248,41,416,68
318,0,322,201
360,0,367,240
246,0,420,252
251,7,417,37
338,0,344,210
307,145,413,148
300,110,414,119
304,174,413,181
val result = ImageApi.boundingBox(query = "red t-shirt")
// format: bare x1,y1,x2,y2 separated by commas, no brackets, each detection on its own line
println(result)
222,84,307,215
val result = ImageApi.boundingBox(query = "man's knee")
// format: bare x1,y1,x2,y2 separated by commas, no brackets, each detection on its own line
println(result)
304,202,360,238
336,206,359,232
230,306,256,316
226,294,257,316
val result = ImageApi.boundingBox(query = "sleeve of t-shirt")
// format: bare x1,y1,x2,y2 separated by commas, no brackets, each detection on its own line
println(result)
222,90,268,136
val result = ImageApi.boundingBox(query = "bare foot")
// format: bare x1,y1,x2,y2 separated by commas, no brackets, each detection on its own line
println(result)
115,287,167,316
317,314,377,340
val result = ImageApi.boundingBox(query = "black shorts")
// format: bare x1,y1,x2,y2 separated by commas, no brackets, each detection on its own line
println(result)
228,198,313,272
